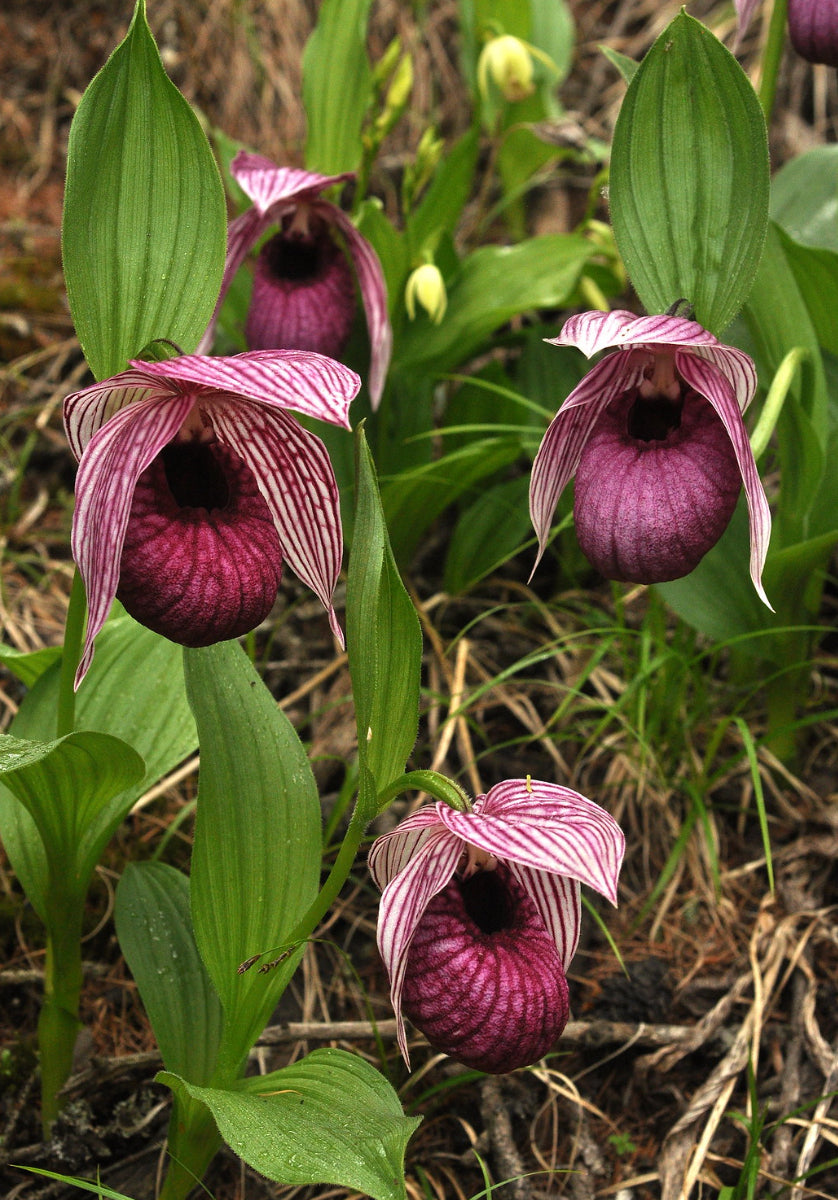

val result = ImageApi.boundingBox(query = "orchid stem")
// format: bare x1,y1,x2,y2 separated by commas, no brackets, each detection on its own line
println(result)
376,769,470,813
758,0,789,126
281,801,368,954
56,569,86,738
38,891,84,1133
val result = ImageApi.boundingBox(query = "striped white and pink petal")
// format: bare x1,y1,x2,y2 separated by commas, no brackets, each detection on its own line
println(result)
374,826,465,1063
231,152,353,215
466,779,624,904
529,350,647,565
325,205,392,409
367,806,451,891
128,351,357,429
508,864,581,971
549,309,720,358
675,351,771,606
70,393,196,686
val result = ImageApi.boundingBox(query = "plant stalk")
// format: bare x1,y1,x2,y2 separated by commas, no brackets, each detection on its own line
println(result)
158,1093,222,1200
757,0,789,126
38,893,85,1133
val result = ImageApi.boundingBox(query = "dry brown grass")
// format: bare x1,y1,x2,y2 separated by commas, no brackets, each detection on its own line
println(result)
2,2,838,1198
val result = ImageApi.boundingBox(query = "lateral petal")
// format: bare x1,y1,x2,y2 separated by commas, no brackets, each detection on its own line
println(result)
688,343,758,413
71,393,195,686
529,351,642,564
367,808,447,891
131,350,358,429
376,827,463,1065
675,351,772,607
322,203,392,409
508,863,582,970
207,398,347,644
64,371,167,459
196,206,273,354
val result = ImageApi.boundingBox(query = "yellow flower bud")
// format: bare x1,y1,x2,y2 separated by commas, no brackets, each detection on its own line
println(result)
478,35,535,103
405,264,447,325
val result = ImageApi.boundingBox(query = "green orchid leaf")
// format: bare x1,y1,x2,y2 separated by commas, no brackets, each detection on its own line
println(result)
347,427,422,809
302,0,374,174
395,234,593,376
771,144,838,251
0,644,62,689
160,1048,420,1200
444,475,534,594
600,45,639,84
62,0,226,380
610,11,769,333
775,226,838,358
0,611,197,919
184,641,321,1080
115,862,223,1084
0,731,144,907
744,224,828,542
382,436,523,566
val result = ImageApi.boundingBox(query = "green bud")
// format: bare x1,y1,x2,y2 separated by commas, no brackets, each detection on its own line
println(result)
477,35,535,103
405,263,447,324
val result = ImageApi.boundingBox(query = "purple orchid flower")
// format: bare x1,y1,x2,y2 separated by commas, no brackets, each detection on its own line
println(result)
788,0,838,67
64,350,360,687
198,152,391,409
368,779,625,1073
529,310,772,604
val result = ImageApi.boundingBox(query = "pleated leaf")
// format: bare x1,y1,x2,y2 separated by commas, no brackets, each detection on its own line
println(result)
0,731,144,903
347,427,422,812
160,1048,420,1200
0,644,62,689
771,145,838,251
115,862,223,1084
62,0,226,381
0,610,197,920
184,641,321,1080
609,12,768,333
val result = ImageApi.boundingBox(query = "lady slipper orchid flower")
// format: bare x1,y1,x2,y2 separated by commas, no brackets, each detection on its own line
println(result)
369,779,625,1073
64,350,360,687
198,152,391,409
788,0,838,67
529,310,772,604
